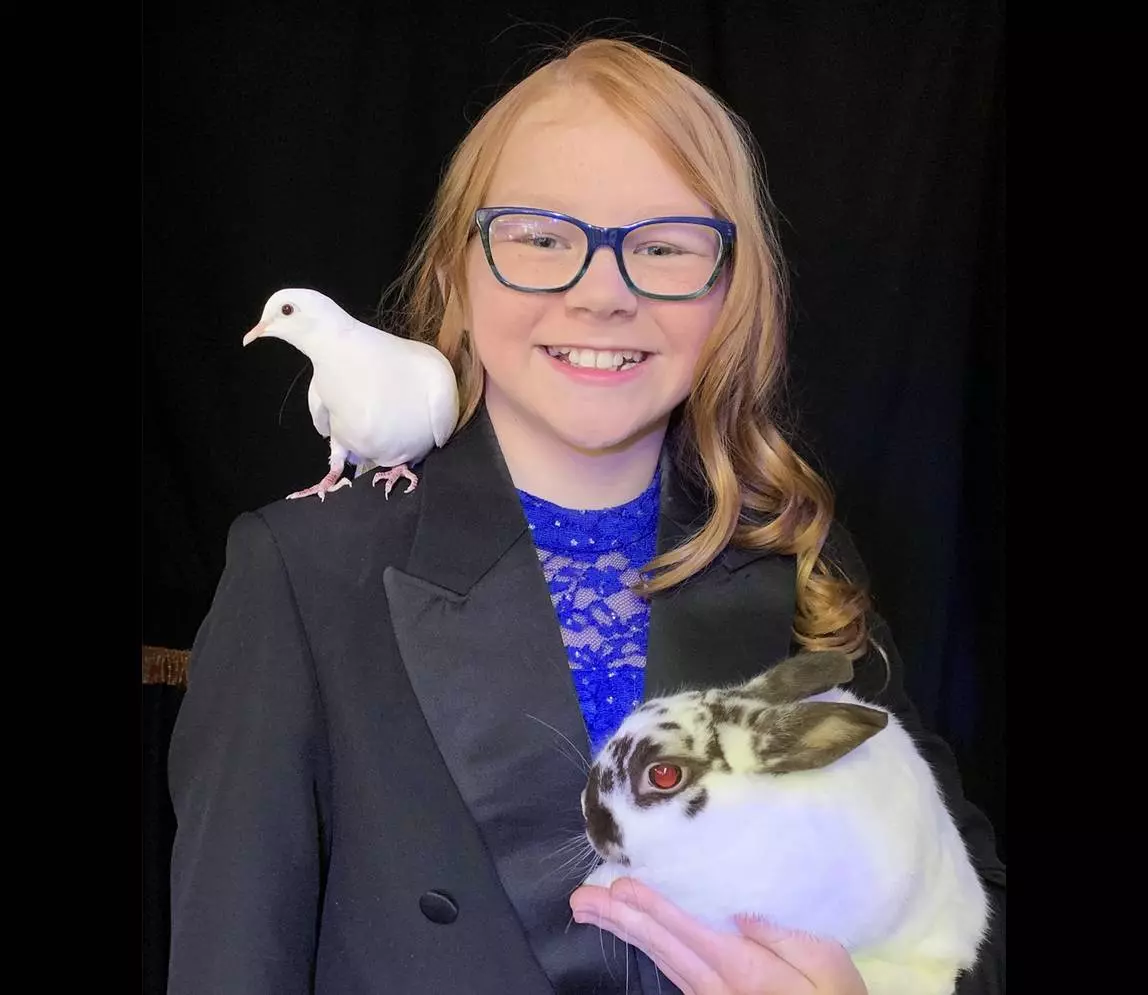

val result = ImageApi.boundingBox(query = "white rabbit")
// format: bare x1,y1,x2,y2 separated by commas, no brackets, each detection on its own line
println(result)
581,650,989,995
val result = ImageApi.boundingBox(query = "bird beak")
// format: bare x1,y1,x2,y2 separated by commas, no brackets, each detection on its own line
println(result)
243,322,267,347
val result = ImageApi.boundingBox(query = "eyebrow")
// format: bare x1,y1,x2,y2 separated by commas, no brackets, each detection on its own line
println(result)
486,196,715,223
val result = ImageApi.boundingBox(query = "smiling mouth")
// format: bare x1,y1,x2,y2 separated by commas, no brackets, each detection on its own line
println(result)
544,345,649,372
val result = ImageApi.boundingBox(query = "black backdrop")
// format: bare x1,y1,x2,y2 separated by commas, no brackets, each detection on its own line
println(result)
142,1,1004,989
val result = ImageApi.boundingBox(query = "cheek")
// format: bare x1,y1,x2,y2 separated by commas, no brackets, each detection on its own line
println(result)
631,800,694,849
585,794,626,851
464,251,549,363
652,289,727,379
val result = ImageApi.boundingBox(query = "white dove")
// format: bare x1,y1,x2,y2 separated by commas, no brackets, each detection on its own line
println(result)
244,288,459,501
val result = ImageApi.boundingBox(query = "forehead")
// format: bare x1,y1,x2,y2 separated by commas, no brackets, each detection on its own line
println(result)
486,87,711,226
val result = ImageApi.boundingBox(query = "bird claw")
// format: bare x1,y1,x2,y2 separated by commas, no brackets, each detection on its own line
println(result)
371,465,419,499
286,476,352,502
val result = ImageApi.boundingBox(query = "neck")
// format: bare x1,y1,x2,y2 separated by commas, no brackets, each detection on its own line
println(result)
484,391,666,510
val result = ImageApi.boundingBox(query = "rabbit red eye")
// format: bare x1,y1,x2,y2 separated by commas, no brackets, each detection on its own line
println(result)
648,764,682,790
280,303,294,316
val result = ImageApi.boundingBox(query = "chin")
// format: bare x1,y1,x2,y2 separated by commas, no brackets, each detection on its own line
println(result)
534,396,670,455
583,863,625,889
546,416,661,456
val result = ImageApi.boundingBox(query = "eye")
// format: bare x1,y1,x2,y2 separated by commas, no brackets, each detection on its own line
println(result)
647,763,683,790
280,303,294,316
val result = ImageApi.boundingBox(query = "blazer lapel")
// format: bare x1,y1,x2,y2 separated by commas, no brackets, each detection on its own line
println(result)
383,411,637,991
644,444,798,697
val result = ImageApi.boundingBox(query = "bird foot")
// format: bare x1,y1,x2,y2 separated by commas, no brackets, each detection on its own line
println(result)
372,464,419,499
287,473,352,502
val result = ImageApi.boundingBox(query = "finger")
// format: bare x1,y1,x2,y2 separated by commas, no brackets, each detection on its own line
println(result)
581,918,696,995
642,952,695,995
604,878,780,980
735,914,857,982
604,880,842,992
569,883,608,906
590,879,817,992
573,899,723,994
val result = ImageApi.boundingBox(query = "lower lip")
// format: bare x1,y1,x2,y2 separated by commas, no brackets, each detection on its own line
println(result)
540,348,651,384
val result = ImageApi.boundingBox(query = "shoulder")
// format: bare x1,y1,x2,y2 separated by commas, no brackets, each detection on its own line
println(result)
228,469,424,578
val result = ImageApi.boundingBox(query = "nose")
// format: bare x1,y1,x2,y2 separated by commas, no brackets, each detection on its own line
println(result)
564,246,637,317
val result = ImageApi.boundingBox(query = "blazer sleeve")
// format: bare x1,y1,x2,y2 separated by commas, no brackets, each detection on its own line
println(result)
824,523,1006,995
167,511,330,995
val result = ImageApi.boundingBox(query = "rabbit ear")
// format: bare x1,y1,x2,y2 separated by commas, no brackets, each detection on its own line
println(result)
739,651,854,704
757,701,888,773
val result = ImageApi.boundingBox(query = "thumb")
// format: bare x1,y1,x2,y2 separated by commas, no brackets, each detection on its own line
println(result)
734,914,829,955
734,914,861,987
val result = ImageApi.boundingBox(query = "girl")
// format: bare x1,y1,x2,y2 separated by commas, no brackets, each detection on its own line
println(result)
168,38,1004,995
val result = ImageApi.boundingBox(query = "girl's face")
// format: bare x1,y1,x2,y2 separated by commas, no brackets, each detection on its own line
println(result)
463,88,727,458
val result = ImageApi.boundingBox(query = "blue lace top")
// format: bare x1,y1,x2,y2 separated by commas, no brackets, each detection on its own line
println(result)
517,470,660,758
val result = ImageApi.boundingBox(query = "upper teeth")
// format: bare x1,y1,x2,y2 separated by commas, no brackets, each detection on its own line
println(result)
545,346,647,370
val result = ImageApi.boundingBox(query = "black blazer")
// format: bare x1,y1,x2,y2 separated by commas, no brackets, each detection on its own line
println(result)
167,410,1005,995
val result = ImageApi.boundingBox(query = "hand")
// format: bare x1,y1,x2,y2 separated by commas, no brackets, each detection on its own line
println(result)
570,878,868,995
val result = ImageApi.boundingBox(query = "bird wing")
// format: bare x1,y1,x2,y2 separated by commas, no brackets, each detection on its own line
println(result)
424,351,460,448
307,375,331,438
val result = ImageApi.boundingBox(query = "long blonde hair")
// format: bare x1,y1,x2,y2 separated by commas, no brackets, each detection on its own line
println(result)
388,38,870,657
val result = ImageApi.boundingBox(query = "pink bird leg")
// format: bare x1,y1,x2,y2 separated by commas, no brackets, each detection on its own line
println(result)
287,443,352,502
372,464,419,499
286,469,352,502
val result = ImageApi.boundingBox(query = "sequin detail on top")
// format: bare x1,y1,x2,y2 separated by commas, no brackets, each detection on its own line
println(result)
517,470,660,758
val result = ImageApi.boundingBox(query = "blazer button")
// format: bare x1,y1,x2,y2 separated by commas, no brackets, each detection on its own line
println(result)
419,889,459,925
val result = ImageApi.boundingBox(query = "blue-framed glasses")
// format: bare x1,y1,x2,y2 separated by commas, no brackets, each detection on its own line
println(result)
474,207,736,301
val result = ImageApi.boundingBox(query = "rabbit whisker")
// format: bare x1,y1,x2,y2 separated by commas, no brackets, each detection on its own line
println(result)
554,848,594,874
537,832,600,885
547,833,592,856
624,926,630,992
540,832,594,866
597,922,617,983
540,851,598,885
547,849,592,872
525,713,591,773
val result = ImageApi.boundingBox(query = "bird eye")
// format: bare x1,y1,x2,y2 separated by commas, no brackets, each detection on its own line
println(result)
280,303,294,316
647,763,682,790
